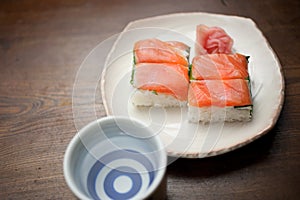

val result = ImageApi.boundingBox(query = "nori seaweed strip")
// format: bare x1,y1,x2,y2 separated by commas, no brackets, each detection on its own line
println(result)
130,51,136,85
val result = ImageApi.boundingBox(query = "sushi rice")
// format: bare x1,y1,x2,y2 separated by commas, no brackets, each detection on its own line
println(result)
131,89,187,107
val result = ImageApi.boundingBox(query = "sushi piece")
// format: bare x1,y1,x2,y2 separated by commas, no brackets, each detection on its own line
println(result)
195,24,233,56
131,63,189,107
131,38,190,107
188,79,252,123
191,53,249,80
134,38,189,66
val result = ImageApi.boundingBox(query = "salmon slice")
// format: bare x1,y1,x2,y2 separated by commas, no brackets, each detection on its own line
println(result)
134,39,189,66
191,53,249,80
188,79,252,107
166,41,190,53
133,63,189,101
195,24,233,55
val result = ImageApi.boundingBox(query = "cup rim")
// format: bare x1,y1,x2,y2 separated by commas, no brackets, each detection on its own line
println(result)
63,116,167,200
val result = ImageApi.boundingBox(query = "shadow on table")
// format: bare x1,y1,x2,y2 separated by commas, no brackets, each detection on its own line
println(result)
166,127,278,178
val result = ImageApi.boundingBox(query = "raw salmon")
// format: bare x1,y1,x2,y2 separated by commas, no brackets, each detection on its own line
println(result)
188,79,252,107
195,24,233,55
133,63,189,101
166,41,190,54
134,38,189,66
191,53,249,80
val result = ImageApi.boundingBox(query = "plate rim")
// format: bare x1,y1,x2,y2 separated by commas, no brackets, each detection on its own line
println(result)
101,12,285,158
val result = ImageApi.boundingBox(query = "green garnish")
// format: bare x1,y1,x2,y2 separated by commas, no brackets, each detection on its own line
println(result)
130,67,135,85
133,51,136,65
130,52,136,85
152,90,158,95
234,105,253,109
188,64,193,80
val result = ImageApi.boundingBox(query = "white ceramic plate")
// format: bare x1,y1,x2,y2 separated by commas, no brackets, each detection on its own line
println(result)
101,12,284,158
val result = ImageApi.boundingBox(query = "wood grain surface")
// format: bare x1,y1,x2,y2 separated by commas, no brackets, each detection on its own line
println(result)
1,0,299,199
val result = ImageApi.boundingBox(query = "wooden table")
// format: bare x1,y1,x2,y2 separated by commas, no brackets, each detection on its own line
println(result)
1,0,299,199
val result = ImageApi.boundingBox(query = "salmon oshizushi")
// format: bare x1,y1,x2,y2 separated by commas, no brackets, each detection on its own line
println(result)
188,79,252,122
191,53,249,80
130,26,253,123
188,79,252,107
134,38,189,67
131,63,189,106
131,39,190,107
195,24,233,56
190,25,253,123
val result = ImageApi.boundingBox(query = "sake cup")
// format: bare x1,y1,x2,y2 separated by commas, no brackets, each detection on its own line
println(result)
63,116,167,200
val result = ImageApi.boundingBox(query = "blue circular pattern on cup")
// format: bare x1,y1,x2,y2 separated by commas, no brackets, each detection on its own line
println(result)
104,166,141,199
87,149,155,200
